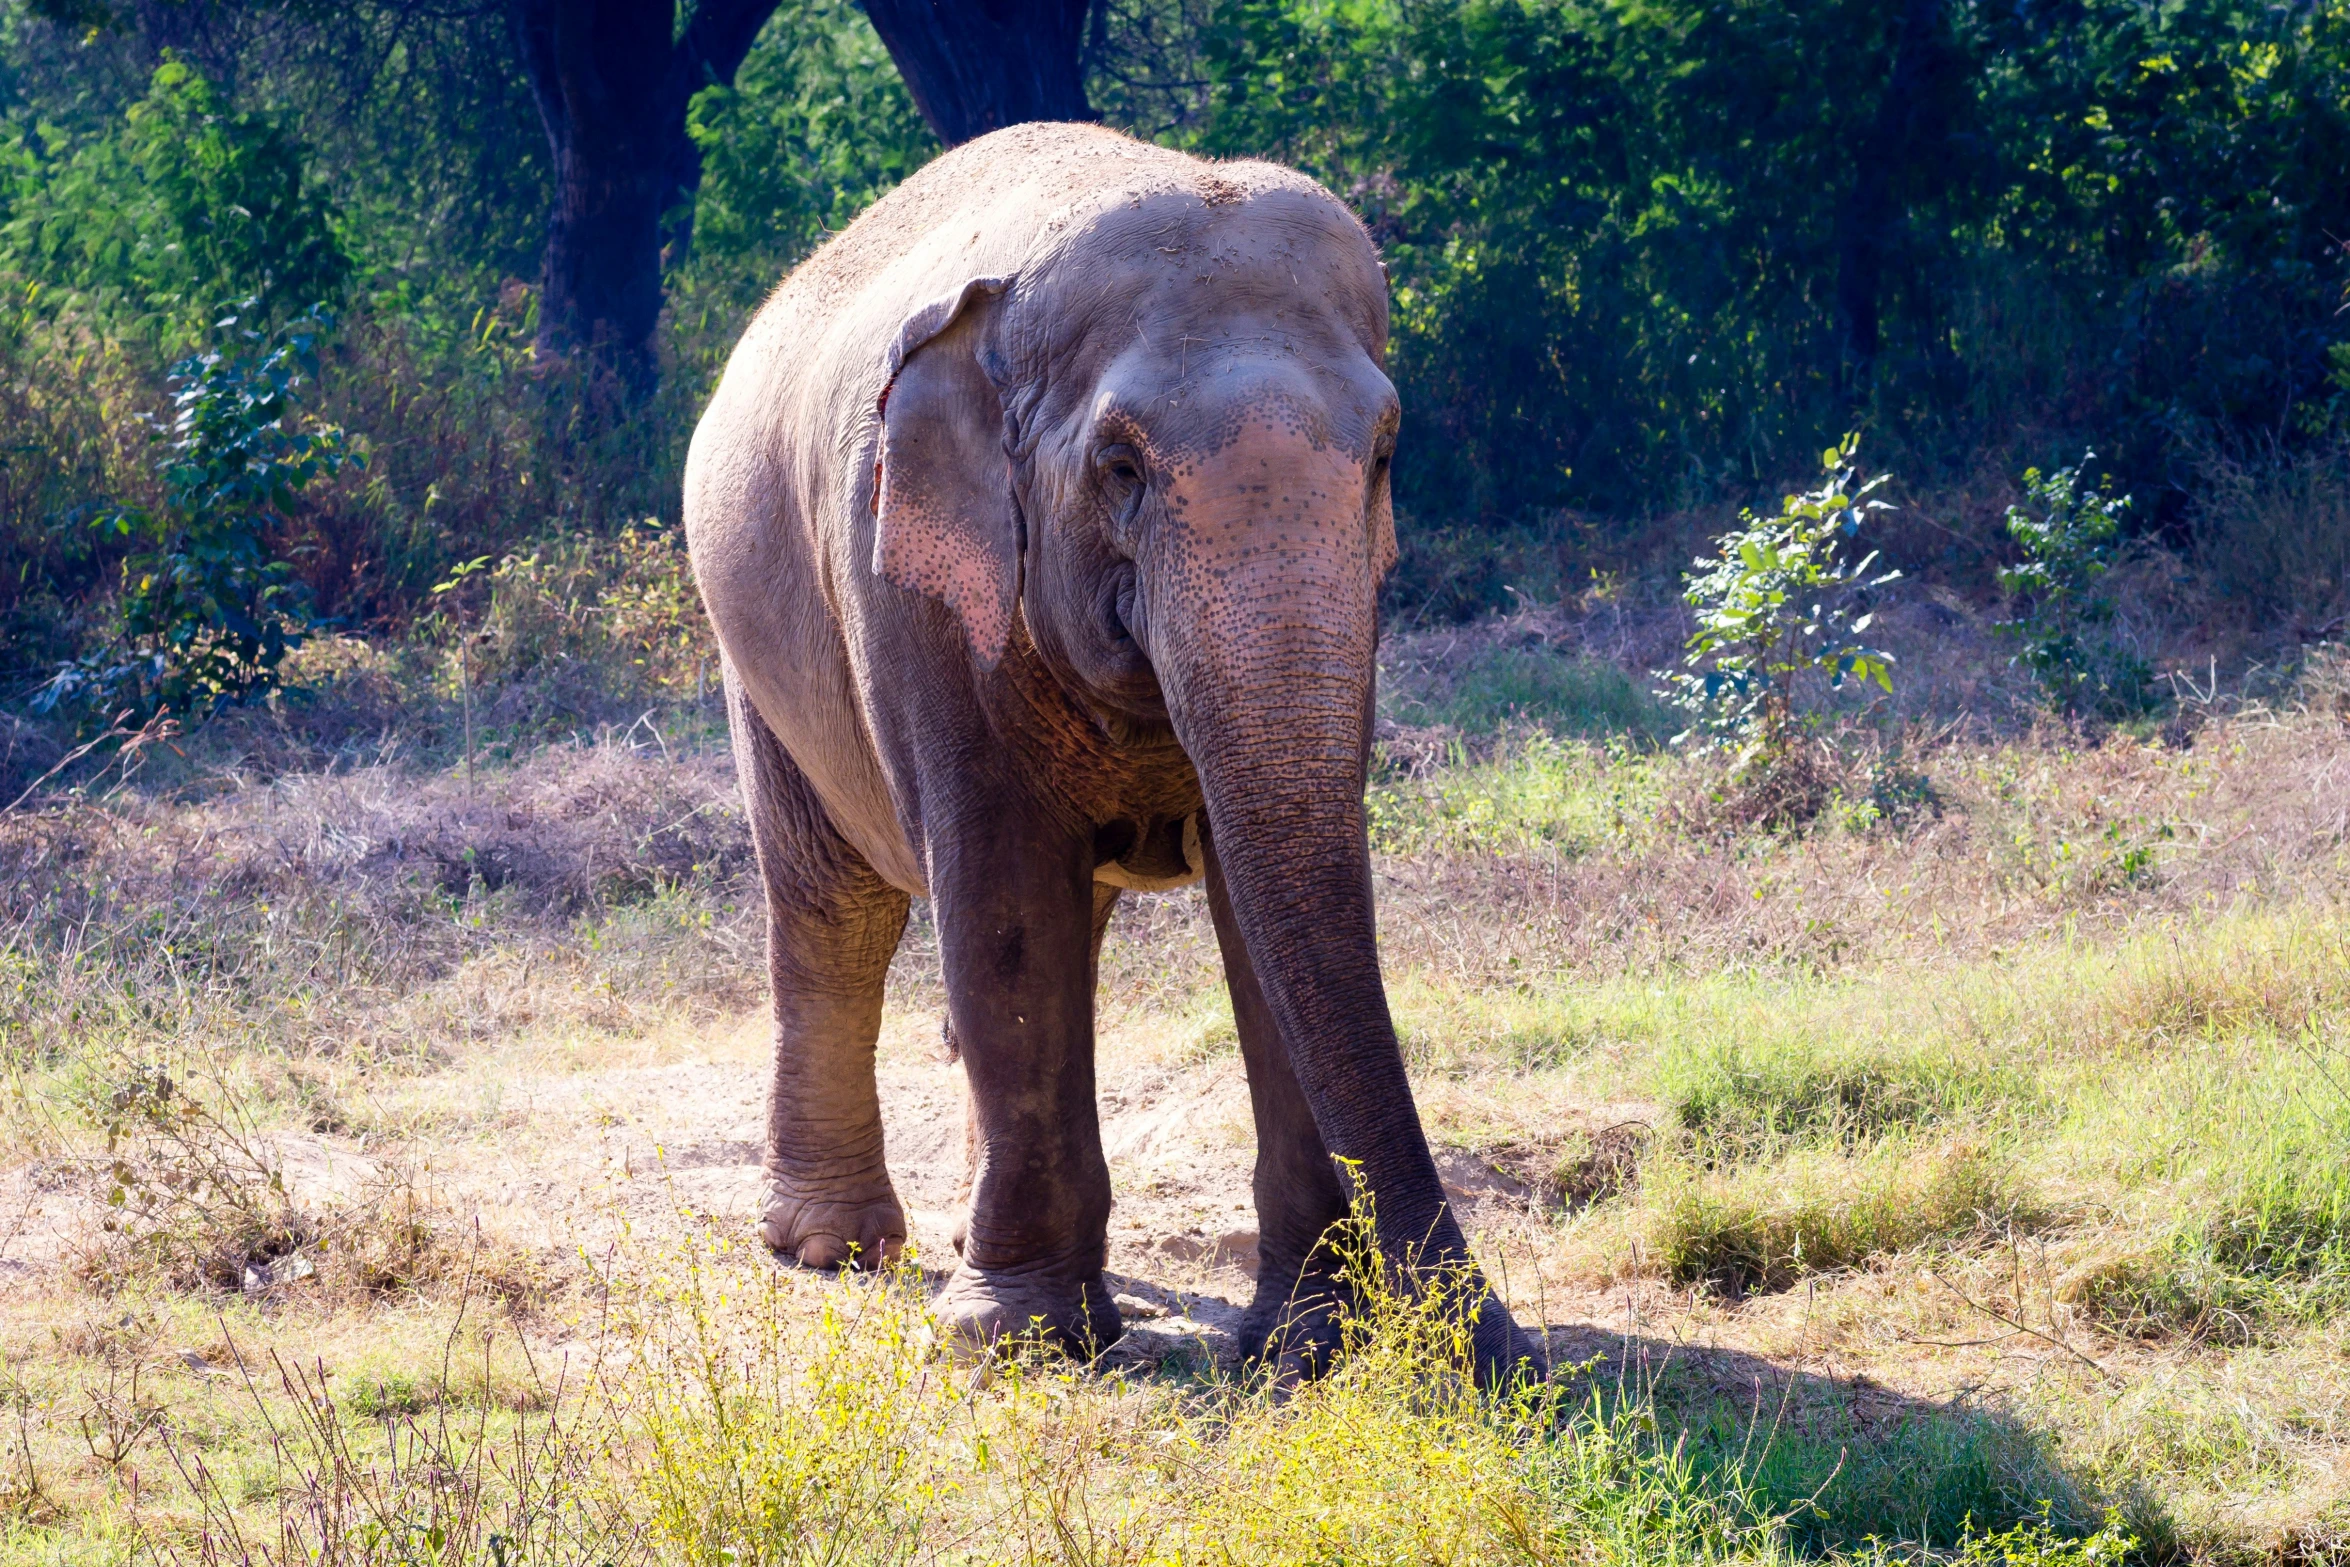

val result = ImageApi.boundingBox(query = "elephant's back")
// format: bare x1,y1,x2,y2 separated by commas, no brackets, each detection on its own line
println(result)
758,125,1331,350
779,125,1215,319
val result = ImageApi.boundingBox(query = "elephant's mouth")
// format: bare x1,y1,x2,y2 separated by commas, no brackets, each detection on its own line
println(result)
1092,813,1202,891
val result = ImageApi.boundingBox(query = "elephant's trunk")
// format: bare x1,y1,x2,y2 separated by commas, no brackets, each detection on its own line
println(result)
1183,664,1436,1222
1146,526,1542,1378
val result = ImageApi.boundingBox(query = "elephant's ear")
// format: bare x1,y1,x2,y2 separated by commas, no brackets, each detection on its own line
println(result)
875,277,1018,668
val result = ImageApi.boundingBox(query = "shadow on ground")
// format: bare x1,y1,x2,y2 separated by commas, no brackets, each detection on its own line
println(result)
1081,1267,2117,1556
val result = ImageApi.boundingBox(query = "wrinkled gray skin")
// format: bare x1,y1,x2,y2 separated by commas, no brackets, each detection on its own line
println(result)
685,123,1542,1381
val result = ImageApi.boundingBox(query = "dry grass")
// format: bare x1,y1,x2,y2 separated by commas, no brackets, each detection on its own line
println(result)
2,605,2349,1562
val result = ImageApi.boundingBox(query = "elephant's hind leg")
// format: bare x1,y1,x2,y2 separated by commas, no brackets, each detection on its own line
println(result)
730,676,912,1270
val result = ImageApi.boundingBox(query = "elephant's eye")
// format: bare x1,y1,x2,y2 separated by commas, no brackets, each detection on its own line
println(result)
1098,443,1145,518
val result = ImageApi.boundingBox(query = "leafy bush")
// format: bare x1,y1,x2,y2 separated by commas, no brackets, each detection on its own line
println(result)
1995,456,2155,719
2,58,350,343
36,302,360,725
411,522,713,739
1196,0,2350,526
1660,436,1902,766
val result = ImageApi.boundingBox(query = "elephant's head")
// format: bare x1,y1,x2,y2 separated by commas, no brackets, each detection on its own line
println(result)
872,164,1540,1379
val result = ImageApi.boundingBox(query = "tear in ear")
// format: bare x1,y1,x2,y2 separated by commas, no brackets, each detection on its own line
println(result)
1368,456,1398,583
874,277,1019,667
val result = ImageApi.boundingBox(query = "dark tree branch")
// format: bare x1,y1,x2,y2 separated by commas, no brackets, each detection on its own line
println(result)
505,0,781,391
678,0,775,86
862,0,1095,147
1834,0,1958,397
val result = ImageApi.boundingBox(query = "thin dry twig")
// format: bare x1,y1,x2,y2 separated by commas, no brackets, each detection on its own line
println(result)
1922,1270,2120,1384
1,709,175,815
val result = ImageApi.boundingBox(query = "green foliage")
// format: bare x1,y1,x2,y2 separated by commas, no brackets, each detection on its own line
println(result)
1,58,349,342
0,0,2345,680
1191,0,2350,529
679,0,935,316
37,303,360,724
1995,457,2155,719
1193,0,1650,517
1662,437,1901,762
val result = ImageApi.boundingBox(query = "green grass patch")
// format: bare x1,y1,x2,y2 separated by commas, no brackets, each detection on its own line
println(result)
1384,644,1677,743
1676,1390,2101,1556
2061,1030,2350,1336
1643,1137,2034,1294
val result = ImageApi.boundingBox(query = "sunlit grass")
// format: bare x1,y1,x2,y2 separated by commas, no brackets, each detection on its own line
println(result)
1369,732,1674,858
1382,643,1677,743
1389,910,2350,1336
6,695,2350,1560
0,1213,2137,1566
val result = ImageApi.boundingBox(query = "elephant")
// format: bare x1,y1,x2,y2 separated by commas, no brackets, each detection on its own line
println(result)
684,121,1543,1383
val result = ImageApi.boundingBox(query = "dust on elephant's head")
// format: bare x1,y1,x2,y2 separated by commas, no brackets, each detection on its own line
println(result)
873,173,1398,723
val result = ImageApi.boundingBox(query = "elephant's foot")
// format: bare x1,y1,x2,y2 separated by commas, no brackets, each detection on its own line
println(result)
757,1166,906,1270
934,1263,1125,1359
1238,1265,1355,1380
1239,1265,1550,1388
1469,1293,1551,1389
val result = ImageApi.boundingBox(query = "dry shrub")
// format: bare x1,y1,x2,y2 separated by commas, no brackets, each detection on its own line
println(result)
324,739,746,908
1554,1122,1652,1206
2056,1243,2289,1345
1481,1124,1652,1211
0,727,760,1066
72,1062,313,1296
159,1284,620,1566
2084,922,2350,1055
2298,642,2350,722
2191,443,2350,635
463,523,709,698
1662,739,1847,834
1,730,746,933
68,1057,546,1310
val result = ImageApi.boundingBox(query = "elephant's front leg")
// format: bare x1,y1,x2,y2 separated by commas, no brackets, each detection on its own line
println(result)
931,809,1122,1356
734,681,912,1270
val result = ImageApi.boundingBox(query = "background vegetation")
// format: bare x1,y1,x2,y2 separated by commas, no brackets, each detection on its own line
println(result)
1,0,2346,686
3,1,2349,1562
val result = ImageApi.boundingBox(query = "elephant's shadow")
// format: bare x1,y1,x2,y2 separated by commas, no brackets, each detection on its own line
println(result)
1079,1269,2116,1556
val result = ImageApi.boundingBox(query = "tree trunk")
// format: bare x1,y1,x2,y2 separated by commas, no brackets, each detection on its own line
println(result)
507,0,779,391
862,0,1095,147
1834,0,1954,397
